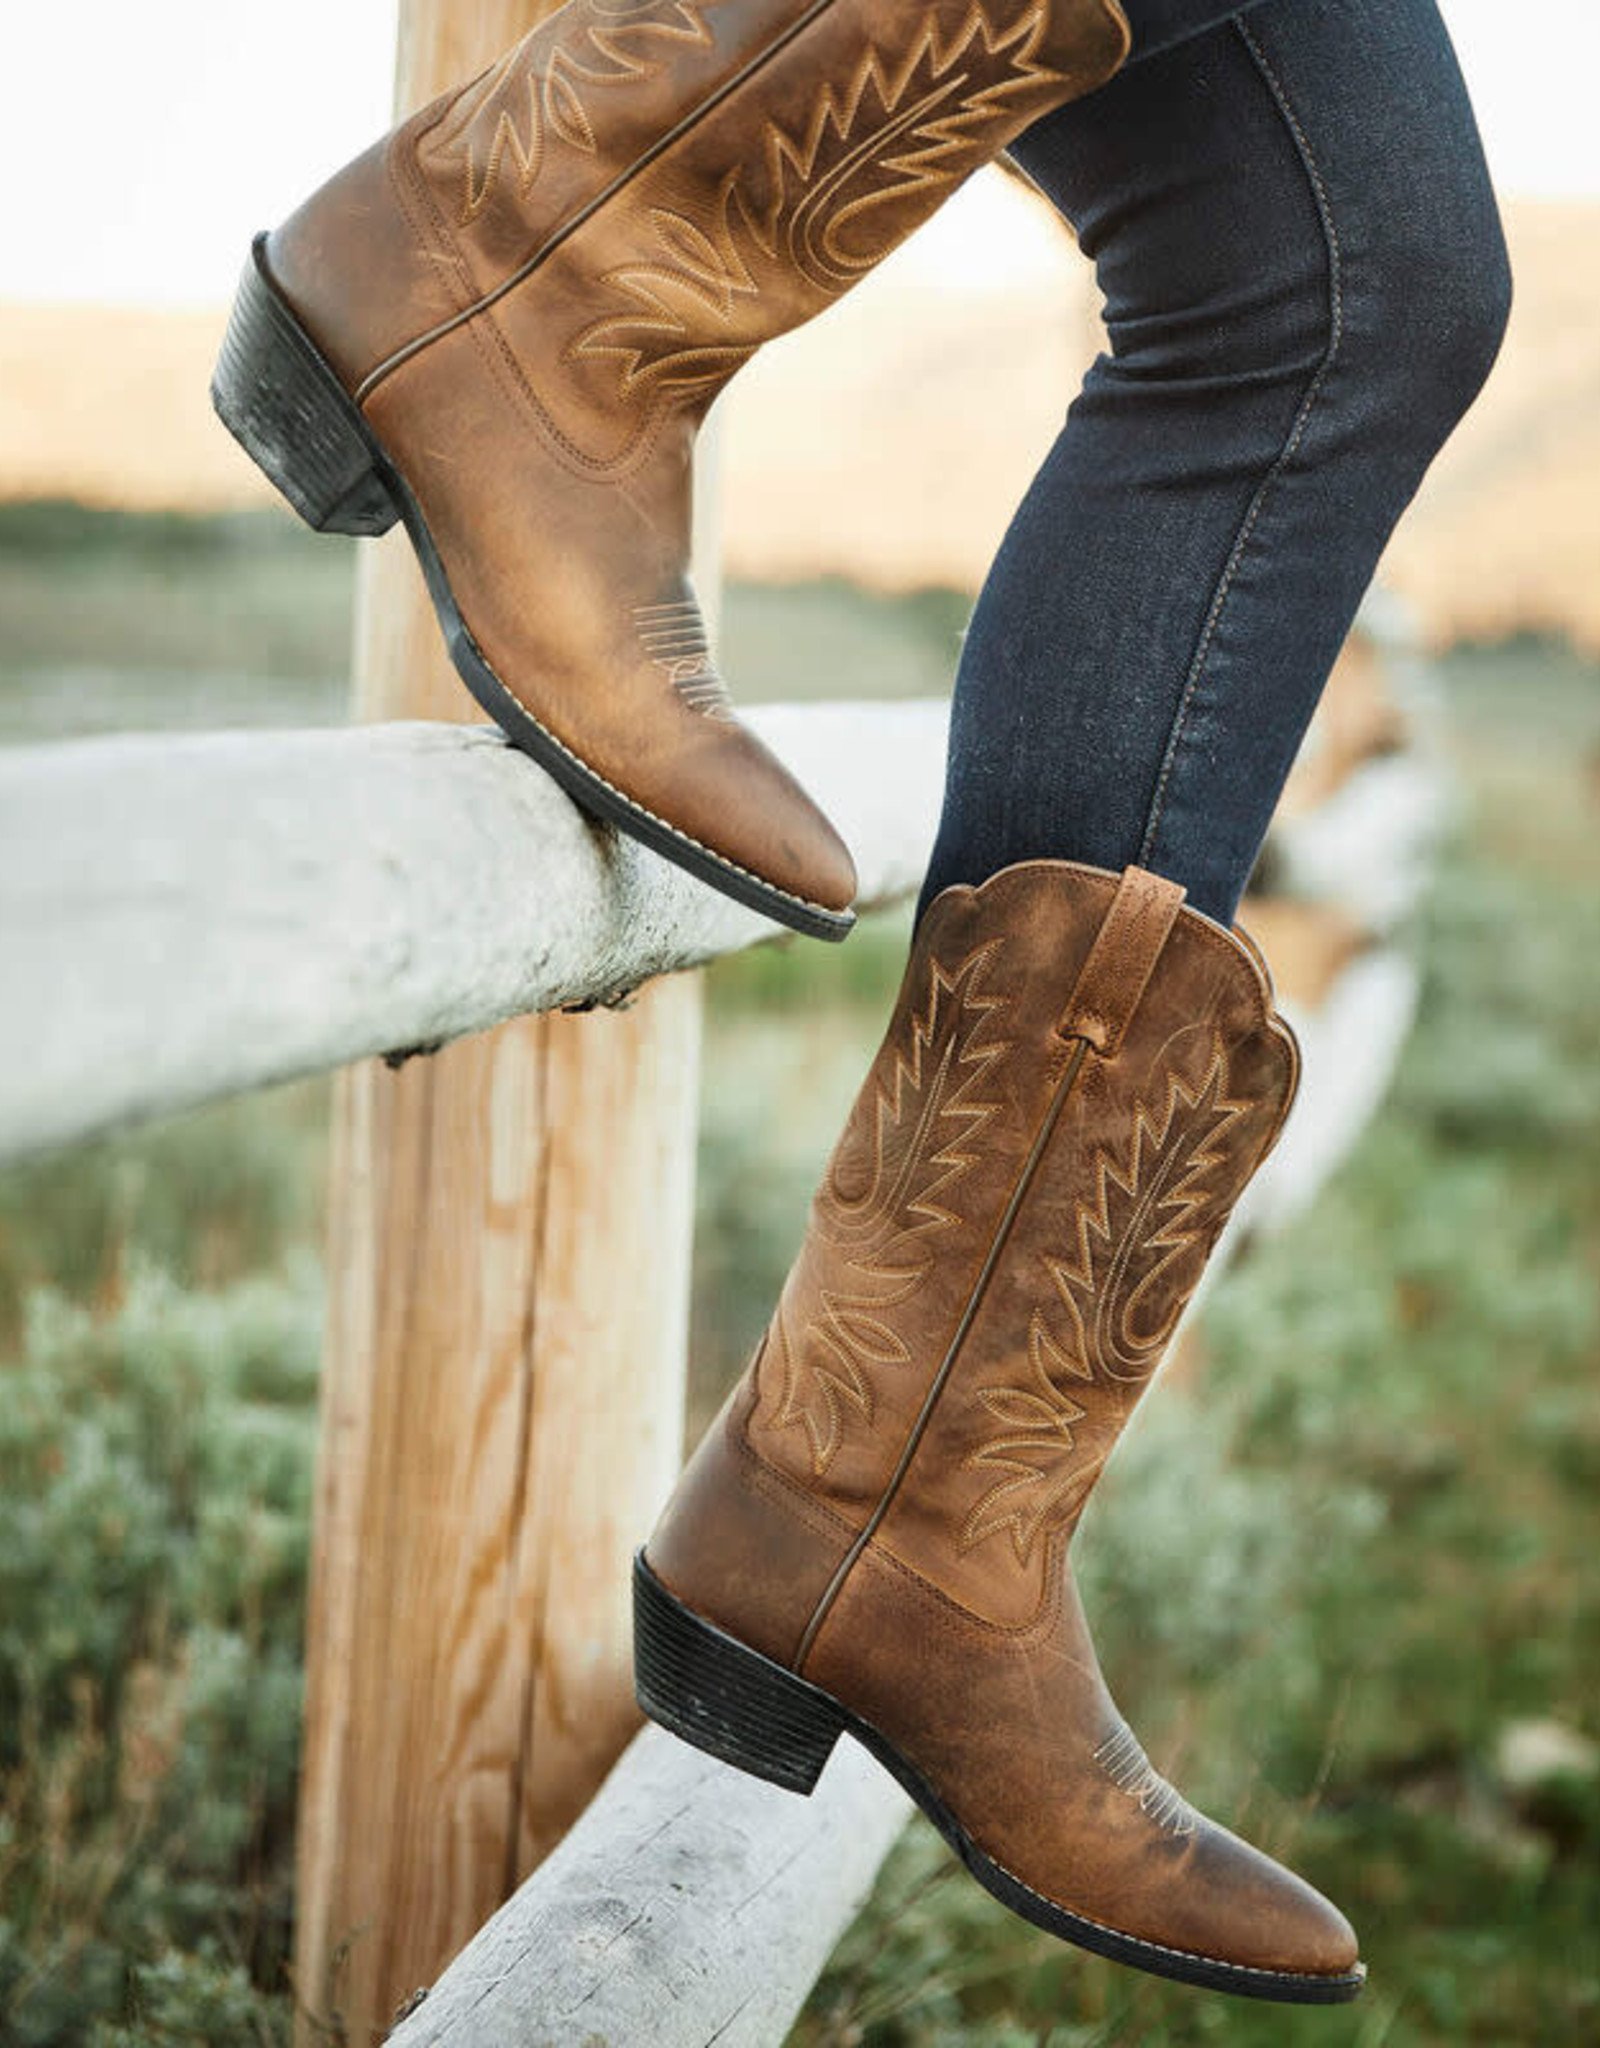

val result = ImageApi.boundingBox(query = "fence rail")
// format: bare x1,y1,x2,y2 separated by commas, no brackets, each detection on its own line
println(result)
384,1726,909,2048
0,700,947,1164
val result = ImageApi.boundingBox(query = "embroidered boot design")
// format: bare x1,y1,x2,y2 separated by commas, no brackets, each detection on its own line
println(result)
962,1044,1247,1560
450,0,718,223
771,942,1011,1472
570,1,1075,403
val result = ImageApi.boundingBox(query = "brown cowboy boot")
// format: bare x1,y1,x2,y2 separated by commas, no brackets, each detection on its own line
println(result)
636,859,1366,2001
210,0,1130,938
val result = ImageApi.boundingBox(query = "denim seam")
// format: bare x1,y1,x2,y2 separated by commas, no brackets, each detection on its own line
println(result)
1136,16,1345,868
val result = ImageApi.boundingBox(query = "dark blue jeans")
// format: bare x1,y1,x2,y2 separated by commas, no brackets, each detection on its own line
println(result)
919,0,1511,928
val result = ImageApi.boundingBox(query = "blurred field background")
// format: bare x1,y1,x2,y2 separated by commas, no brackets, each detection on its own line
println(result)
2,65,1599,2048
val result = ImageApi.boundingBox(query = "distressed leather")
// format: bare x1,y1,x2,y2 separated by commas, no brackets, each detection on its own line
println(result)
647,858,1362,1983
258,0,1131,920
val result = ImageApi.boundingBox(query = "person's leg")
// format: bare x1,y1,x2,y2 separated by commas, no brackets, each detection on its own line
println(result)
921,0,1511,928
638,11,1514,1994
1117,0,1270,60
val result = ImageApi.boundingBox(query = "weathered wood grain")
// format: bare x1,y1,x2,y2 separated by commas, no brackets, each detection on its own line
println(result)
292,9,717,2038
0,697,947,1165
297,978,703,2048
383,1724,911,2048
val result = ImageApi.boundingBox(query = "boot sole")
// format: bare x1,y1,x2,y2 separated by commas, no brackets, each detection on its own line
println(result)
633,1553,1366,2006
210,237,856,945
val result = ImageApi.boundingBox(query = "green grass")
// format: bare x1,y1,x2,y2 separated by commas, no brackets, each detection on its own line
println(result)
0,1266,317,2048
0,1085,329,1356
0,1075,327,2046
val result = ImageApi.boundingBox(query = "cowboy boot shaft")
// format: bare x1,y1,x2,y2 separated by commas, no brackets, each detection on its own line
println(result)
268,1,812,392
861,871,1300,1631
647,860,1135,1666
270,0,1131,416
434,0,1132,298
656,862,1298,1633
473,0,1132,461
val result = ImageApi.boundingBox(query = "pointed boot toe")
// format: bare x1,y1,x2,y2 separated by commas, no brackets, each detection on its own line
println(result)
716,743,860,920
1023,1813,1366,2001
1196,1834,1363,1987
1032,1813,1366,2001
212,0,1131,934
612,699,861,922
638,858,1365,2002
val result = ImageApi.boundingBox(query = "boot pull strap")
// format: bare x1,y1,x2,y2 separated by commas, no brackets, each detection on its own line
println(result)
1057,866,1186,1056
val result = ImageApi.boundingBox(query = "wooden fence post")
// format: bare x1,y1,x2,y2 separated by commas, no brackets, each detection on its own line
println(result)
292,6,705,2040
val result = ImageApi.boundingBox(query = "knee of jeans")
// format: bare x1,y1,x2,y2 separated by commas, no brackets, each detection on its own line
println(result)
1365,189,1513,436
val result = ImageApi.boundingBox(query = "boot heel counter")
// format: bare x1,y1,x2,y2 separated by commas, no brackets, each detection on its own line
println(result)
644,1374,861,1671
263,110,468,394
633,1553,845,1794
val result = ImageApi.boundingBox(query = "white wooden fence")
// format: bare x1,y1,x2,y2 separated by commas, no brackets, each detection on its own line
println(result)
0,701,945,1164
